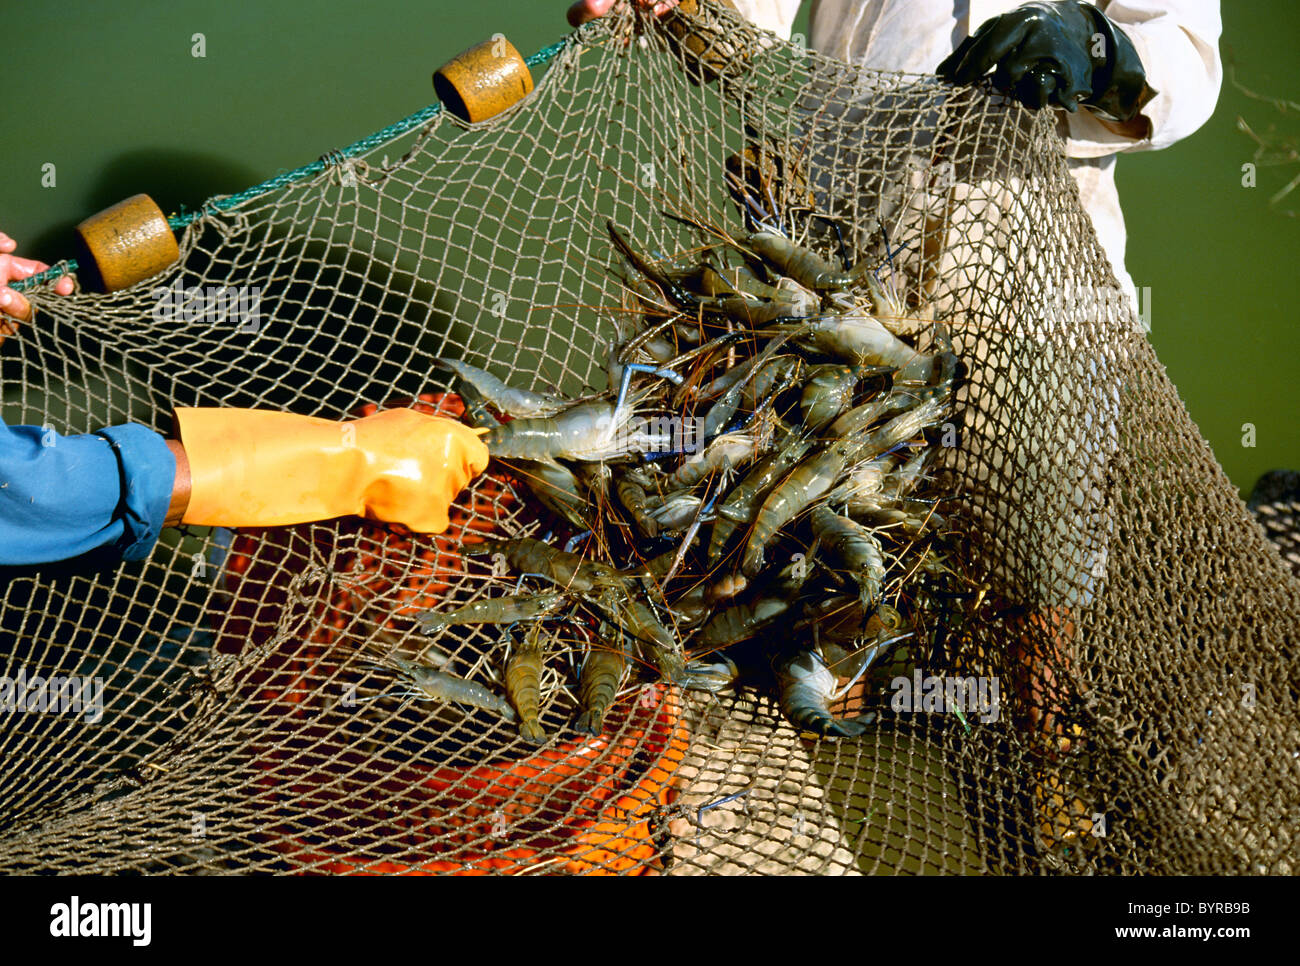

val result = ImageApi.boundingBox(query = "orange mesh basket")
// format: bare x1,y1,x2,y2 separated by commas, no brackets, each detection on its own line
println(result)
219,392,689,874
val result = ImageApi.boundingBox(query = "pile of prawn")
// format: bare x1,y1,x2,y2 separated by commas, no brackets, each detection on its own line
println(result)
368,150,968,743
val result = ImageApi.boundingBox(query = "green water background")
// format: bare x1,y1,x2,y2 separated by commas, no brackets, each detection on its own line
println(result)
2,0,1296,495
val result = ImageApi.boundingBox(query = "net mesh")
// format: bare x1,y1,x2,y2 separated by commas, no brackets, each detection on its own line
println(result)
3,3,1297,875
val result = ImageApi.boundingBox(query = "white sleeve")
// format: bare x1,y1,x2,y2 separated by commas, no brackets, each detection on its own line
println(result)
1064,0,1222,157
721,0,804,40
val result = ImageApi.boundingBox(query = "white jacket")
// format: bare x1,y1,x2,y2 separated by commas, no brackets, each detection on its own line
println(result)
726,0,1223,300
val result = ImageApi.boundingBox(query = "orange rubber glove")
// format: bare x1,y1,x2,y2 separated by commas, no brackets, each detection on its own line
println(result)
174,407,489,532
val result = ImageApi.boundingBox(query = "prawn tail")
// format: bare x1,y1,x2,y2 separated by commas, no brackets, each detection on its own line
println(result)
518,717,547,744
505,661,543,741
786,701,833,735
415,612,450,634
828,714,873,737
741,525,773,579
574,709,607,736
786,703,869,738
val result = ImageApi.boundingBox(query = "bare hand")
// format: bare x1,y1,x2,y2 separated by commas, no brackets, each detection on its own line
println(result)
0,232,75,338
567,0,680,28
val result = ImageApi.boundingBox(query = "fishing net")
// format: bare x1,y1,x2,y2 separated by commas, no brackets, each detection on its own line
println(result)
2,2,1297,875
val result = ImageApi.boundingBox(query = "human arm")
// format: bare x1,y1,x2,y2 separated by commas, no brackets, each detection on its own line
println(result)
939,1,1221,156
2,228,484,565
0,421,175,566
164,439,189,526
1063,0,1222,155
1,409,487,567
172,407,487,534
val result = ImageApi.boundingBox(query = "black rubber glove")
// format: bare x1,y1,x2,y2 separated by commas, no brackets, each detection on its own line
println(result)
937,1,1155,122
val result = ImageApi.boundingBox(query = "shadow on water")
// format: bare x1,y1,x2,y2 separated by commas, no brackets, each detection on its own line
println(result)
24,144,473,417
145,228,472,418
26,149,269,267
15,225,473,431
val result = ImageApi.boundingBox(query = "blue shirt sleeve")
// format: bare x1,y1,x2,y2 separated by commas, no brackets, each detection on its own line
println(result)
0,419,176,566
